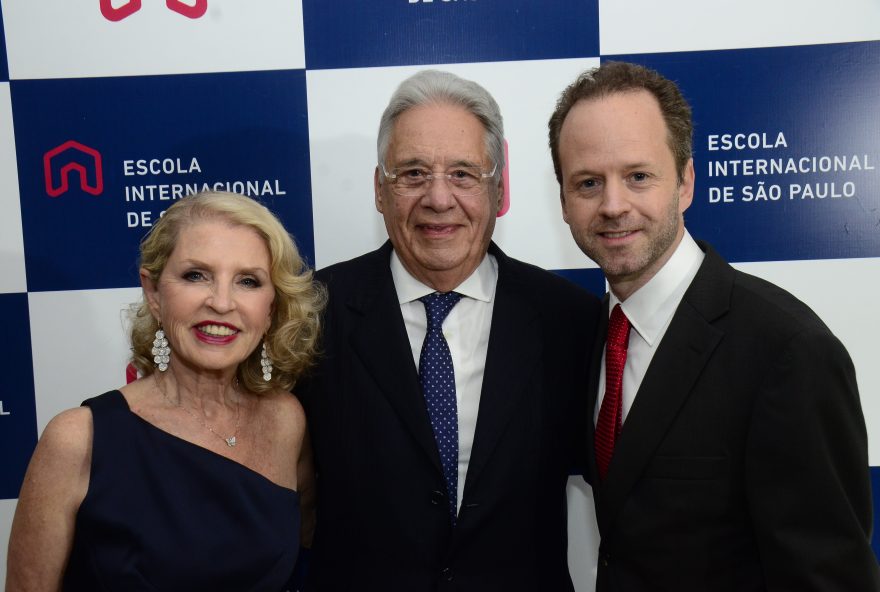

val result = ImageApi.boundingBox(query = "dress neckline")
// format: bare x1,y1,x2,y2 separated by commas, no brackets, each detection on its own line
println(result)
111,390,298,496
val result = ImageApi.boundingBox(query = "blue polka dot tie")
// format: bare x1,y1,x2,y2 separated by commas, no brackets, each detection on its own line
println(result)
419,291,463,524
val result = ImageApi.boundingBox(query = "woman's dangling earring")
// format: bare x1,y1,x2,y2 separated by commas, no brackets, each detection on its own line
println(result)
260,341,273,382
153,324,170,372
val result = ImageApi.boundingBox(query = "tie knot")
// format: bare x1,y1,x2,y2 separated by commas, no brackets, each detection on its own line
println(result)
608,304,631,350
419,292,463,329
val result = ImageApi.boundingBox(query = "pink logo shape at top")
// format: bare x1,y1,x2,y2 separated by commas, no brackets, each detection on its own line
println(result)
497,139,510,217
99,0,207,21
166,0,208,18
100,0,142,21
44,140,104,198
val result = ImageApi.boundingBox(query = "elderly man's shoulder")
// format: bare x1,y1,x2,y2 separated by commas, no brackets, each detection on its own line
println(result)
313,246,388,291
501,254,601,308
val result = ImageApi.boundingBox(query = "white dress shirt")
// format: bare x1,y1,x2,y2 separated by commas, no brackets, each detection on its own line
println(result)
391,251,498,512
595,232,705,425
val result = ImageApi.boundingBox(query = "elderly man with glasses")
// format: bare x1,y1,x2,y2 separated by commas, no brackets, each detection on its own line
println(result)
300,70,600,591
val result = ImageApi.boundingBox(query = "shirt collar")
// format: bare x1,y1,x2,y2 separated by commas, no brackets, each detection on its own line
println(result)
390,250,498,304
610,231,704,347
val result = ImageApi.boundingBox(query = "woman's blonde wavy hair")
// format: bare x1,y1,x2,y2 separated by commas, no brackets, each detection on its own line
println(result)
129,191,325,394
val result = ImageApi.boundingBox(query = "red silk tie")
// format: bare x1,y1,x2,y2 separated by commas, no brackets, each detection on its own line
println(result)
595,304,631,481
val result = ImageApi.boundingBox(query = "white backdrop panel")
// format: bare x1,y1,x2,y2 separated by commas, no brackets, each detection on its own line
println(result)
29,287,141,432
0,499,17,585
599,0,880,55
0,82,25,294
2,0,305,80
308,58,602,272
567,478,600,591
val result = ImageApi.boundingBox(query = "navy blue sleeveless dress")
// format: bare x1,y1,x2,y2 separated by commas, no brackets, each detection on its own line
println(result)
62,390,300,591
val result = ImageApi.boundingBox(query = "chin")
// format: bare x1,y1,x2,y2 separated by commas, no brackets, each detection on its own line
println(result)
416,251,466,271
190,356,245,373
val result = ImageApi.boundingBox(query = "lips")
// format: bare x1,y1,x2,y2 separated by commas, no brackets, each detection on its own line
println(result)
193,322,239,344
418,224,458,237
601,230,635,239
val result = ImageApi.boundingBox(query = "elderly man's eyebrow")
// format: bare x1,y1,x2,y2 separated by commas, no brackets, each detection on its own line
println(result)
389,157,485,169
391,157,430,168
446,158,483,169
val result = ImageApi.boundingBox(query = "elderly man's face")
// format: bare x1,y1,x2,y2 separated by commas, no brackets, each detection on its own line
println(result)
375,102,502,292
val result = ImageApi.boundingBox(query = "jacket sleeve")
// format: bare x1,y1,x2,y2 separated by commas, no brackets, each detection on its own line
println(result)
745,326,879,591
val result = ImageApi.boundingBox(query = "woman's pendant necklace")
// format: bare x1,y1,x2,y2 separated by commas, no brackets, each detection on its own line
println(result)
161,385,241,447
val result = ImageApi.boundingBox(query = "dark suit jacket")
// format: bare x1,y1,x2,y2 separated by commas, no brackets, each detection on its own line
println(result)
299,241,600,591
587,241,879,591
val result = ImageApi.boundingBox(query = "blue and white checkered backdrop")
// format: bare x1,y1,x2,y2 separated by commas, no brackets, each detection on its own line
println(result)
1,1,878,587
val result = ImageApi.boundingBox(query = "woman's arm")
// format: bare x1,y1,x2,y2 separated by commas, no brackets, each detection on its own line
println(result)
6,407,93,592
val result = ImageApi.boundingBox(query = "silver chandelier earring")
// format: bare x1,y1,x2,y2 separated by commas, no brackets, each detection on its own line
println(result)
260,342,273,382
153,327,171,372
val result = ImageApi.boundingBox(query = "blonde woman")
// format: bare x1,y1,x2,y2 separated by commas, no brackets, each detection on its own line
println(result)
8,192,324,591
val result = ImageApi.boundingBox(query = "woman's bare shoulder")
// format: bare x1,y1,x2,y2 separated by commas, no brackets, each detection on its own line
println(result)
262,389,306,421
254,390,307,445
18,406,93,510
39,407,94,460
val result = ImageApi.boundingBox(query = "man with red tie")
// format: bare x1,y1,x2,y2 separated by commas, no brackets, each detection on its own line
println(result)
548,61,879,591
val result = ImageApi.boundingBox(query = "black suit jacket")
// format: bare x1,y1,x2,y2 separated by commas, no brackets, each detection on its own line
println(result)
300,241,600,591
587,241,878,591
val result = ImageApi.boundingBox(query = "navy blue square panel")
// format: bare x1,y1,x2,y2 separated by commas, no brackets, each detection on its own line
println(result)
607,41,880,263
0,293,37,500
0,2,8,82
872,467,880,561
302,0,599,70
552,267,606,299
11,69,314,292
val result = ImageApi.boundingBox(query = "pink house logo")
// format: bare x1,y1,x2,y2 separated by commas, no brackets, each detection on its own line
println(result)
126,363,139,384
100,0,208,21
43,140,104,198
498,139,510,217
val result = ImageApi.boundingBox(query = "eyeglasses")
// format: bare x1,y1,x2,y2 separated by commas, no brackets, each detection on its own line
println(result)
380,163,497,197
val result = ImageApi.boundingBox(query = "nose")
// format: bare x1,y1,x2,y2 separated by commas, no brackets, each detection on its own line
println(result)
206,282,235,313
420,174,457,211
596,178,631,219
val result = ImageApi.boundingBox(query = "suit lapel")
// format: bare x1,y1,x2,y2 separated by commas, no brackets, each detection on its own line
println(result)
596,244,733,533
348,243,444,474
463,246,541,496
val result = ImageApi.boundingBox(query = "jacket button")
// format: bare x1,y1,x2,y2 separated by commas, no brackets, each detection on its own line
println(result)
441,567,454,581
430,490,446,506
600,552,611,567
